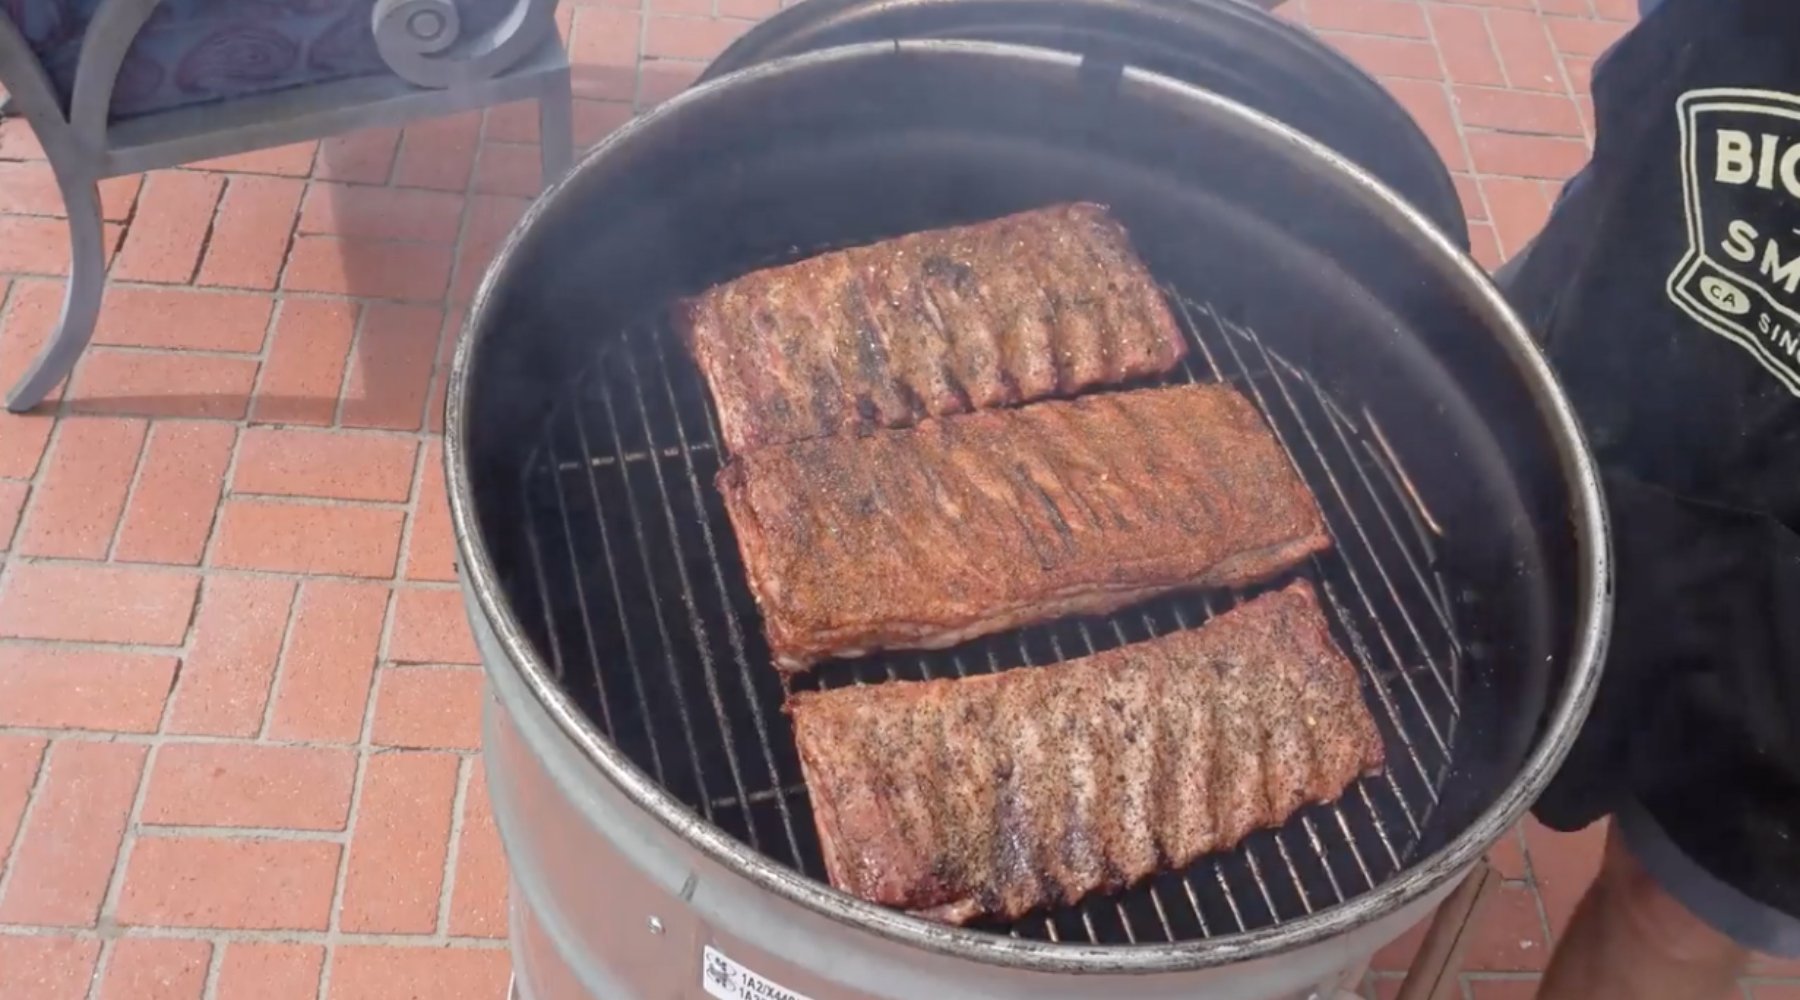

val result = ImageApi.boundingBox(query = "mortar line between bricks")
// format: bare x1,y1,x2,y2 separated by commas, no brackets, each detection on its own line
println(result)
268,179,313,296
1514,826,1562,952
252,581,307,742
192,306,264,556
383,125,414,190
0,635,195,657
181,173,231,287
6,412,76,564
131,824,350,843
244,294,293,423
101,416,157,561
416,119,489,451
1543,25,1593,145
99,173,136,286
1534,11,1576,100
186,162,313,183
436,754,474,936
0,558,465,587
316,747,365,999
449,85,497,314
0,280,27,553
1422,9,1499,237
0,374,70,621
87,650,183,1000
111,281,446,314
392,430,434,581
0,922,511,947
199,932,226,1000
329,300,373,428
634,0,653,111
0,269,20,337
1461,4,1518,97
1477,124,1584,140
77,342,275,361
220,491,414,511
308,173,486,195
317,594,394,995
1287,16,1432,43
289,231,466,251
375,569,409,668
374,125,403,188
241,422,431,443
0,206,79,221
0,553,215,578
441,169,485,346
62,257,444,332
0,736,51,908
0,725,482,756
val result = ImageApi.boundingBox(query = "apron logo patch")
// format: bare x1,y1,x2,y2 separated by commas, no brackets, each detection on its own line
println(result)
1668,87,1800,395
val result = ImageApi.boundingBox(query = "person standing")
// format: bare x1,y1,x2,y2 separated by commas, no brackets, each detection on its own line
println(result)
1492,0,1800,995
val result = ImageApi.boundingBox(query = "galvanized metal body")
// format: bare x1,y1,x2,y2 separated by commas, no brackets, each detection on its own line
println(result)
448,39,1611,1000
475,586,1455,1000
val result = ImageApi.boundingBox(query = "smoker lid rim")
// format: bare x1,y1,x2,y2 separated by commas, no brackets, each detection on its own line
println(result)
698,0,1471,248
446,38,1613,973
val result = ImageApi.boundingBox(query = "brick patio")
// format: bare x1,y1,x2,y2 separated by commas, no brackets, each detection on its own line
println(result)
0,0,1793,998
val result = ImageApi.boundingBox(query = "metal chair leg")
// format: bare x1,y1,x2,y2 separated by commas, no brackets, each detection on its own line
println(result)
7,178,105,412
537,67,574,190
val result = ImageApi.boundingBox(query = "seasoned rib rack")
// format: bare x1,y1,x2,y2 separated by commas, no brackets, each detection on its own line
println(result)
677,203,1187,453
789,582,1384,925
518,289,1463,945
717,382,1329,670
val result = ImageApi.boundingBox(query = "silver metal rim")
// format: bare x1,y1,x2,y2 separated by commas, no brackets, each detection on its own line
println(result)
446,38,1612,975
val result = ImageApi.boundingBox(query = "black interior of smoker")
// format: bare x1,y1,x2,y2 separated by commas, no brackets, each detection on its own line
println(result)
462,45,1583,940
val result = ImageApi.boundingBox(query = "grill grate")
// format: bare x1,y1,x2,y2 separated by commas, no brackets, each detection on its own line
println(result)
517,289,1463,945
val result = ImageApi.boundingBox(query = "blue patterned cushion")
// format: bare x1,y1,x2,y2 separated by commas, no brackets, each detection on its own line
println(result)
2,0,513,119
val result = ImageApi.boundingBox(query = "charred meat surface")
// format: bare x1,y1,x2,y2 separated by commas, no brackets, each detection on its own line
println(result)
678,202,1188,453
786,581,1386,924
716,382,1331,671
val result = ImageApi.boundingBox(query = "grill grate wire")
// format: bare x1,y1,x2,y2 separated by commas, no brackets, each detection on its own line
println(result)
517,290,1463,945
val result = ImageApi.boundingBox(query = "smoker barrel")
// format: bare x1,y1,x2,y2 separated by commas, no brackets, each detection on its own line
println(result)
702,0,1471,249
448,40,1610,1000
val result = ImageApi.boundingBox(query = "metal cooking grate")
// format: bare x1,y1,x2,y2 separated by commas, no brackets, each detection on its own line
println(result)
516,289,1463,945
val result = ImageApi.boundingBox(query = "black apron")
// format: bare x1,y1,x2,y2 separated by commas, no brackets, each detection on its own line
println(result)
1503,0,1800,916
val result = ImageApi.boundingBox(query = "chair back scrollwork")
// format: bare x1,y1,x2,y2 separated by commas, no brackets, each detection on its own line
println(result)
374,0,560,89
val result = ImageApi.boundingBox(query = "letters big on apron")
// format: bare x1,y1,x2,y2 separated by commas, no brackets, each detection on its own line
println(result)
1502,0,1800,917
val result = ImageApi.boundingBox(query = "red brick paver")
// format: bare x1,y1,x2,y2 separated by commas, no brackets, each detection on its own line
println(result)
2,1,1791,998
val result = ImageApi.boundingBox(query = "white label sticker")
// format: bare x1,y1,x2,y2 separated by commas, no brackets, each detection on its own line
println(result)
701,946,816,1000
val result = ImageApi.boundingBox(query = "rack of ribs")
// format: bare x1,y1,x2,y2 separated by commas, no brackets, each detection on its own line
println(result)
785,581,1386,924
678,203,1188,454
716,382,1330,671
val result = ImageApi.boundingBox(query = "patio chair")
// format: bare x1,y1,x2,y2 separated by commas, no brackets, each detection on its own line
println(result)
0,0,572,412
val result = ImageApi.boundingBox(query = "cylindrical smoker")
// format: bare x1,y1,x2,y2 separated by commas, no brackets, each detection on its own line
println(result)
447,33,1611,1000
